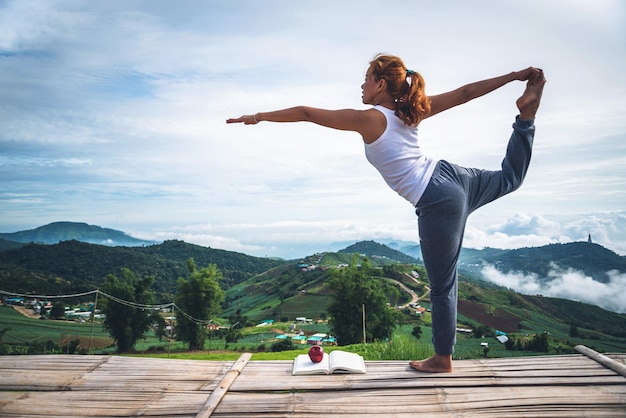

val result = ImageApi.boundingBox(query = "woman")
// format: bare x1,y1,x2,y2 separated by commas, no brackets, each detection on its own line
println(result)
227,54,546,373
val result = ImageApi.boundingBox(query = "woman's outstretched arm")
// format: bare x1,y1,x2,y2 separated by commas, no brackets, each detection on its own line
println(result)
426,67,543,119
227,106,387,142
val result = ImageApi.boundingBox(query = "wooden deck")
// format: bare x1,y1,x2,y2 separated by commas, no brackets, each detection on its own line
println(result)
0,346,624,417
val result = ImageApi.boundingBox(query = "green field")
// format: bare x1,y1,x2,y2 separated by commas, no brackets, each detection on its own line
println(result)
2,300,625,360
0,306,184,354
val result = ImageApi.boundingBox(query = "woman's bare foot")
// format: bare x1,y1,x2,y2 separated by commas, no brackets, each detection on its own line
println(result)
409,353,453,373
516,72,546,121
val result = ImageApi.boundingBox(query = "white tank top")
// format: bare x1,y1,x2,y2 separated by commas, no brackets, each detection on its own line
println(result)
364,105,438,206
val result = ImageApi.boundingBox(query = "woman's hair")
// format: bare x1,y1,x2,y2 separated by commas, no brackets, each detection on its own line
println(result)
367,53,430,127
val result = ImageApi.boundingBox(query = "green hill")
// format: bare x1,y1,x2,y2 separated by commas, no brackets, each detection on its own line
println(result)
456,281,626,338
220,251,626,354
458,242,626,283
1,234,625,356
0,239,285,297
0,238,26,252
339,240,421,264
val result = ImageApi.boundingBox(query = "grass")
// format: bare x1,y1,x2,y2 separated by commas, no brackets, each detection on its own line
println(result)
0,305,110,345
3,303,625,360
129,333,433,362
0,305,180,354
356,333,433,361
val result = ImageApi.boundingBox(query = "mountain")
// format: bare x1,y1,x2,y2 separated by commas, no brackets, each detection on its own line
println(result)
0,239,285,297
1,221,625,315
381,239,626,284
0,222,157,247
457,242,626,284
0,238,26,252
339,240,420,264
2,232,626,349
0,238,417,299
329,239,423,260
222,245,626,345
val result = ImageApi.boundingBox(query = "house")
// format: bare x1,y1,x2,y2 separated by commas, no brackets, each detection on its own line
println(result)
4,297,24,305
307,333,328,345
307,336,323,345
291,335,307,344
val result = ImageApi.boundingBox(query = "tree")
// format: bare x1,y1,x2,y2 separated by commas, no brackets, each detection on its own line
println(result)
101,268,155,353
271,338,293,352
483,346,491,358
528,333,549,352
228,309,253,329
504,336,516,351
327,256,401,345
412,325,422,340
50,302,66,319
175,259,225,350
223,327,242,349
472,324,492,339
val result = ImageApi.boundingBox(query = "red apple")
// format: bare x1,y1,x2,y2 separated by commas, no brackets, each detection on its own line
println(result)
308,345,324,363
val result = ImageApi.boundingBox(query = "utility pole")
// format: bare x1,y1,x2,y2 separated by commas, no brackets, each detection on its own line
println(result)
88,289,99,355
362,303,366,344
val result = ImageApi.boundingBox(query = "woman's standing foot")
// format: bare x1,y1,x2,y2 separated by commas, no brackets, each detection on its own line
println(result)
409,353,453,373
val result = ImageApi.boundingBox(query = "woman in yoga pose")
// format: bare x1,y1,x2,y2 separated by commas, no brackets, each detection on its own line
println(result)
227,54,545,372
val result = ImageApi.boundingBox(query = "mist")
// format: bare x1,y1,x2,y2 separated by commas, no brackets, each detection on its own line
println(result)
480,262,626,314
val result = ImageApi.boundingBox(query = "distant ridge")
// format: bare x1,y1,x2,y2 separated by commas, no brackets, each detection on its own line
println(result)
0,221,157,247
339,240,420,264
457,242,626,284
0,238,26,253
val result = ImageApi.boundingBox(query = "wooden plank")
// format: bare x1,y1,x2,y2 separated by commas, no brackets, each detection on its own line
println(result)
576,344,626,376
0,355,112,391
73,355,233,392
0,390,210,417
213,386,626,417
0,350,624,418
0,355,232,417
195,352,251,418
230,355,625,392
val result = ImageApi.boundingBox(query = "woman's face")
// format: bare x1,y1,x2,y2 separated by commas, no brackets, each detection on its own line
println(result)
361,70,380,105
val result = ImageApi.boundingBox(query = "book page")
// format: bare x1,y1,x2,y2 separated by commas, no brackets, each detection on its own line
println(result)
292,353,330,375
328,350,366,374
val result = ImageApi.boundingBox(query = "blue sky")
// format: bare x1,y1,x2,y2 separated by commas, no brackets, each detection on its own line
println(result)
1,0,625,260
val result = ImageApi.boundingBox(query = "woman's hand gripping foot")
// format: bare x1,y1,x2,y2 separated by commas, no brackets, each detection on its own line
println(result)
517,70,546,121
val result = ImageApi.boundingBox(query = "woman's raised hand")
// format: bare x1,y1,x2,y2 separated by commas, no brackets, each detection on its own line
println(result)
515,67,543,82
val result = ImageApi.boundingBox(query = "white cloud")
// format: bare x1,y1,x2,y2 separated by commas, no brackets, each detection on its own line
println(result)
481,263,626,313
464,212,626,256
487,213,562,238
0,1,625,264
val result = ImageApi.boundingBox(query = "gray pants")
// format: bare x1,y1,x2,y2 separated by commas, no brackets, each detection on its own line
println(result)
415,117,535,355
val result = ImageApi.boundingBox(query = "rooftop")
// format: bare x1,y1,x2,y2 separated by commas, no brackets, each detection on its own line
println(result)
0,345,624,417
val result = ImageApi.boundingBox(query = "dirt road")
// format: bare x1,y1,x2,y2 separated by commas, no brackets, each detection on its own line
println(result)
12,305,40,318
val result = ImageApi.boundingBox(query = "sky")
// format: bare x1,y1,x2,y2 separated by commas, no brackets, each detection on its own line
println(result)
1,0,625,263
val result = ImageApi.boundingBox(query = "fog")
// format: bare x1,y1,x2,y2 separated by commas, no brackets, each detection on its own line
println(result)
480,262,626,313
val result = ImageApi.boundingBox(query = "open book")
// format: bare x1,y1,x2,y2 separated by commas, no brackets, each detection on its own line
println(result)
292,350,366,375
